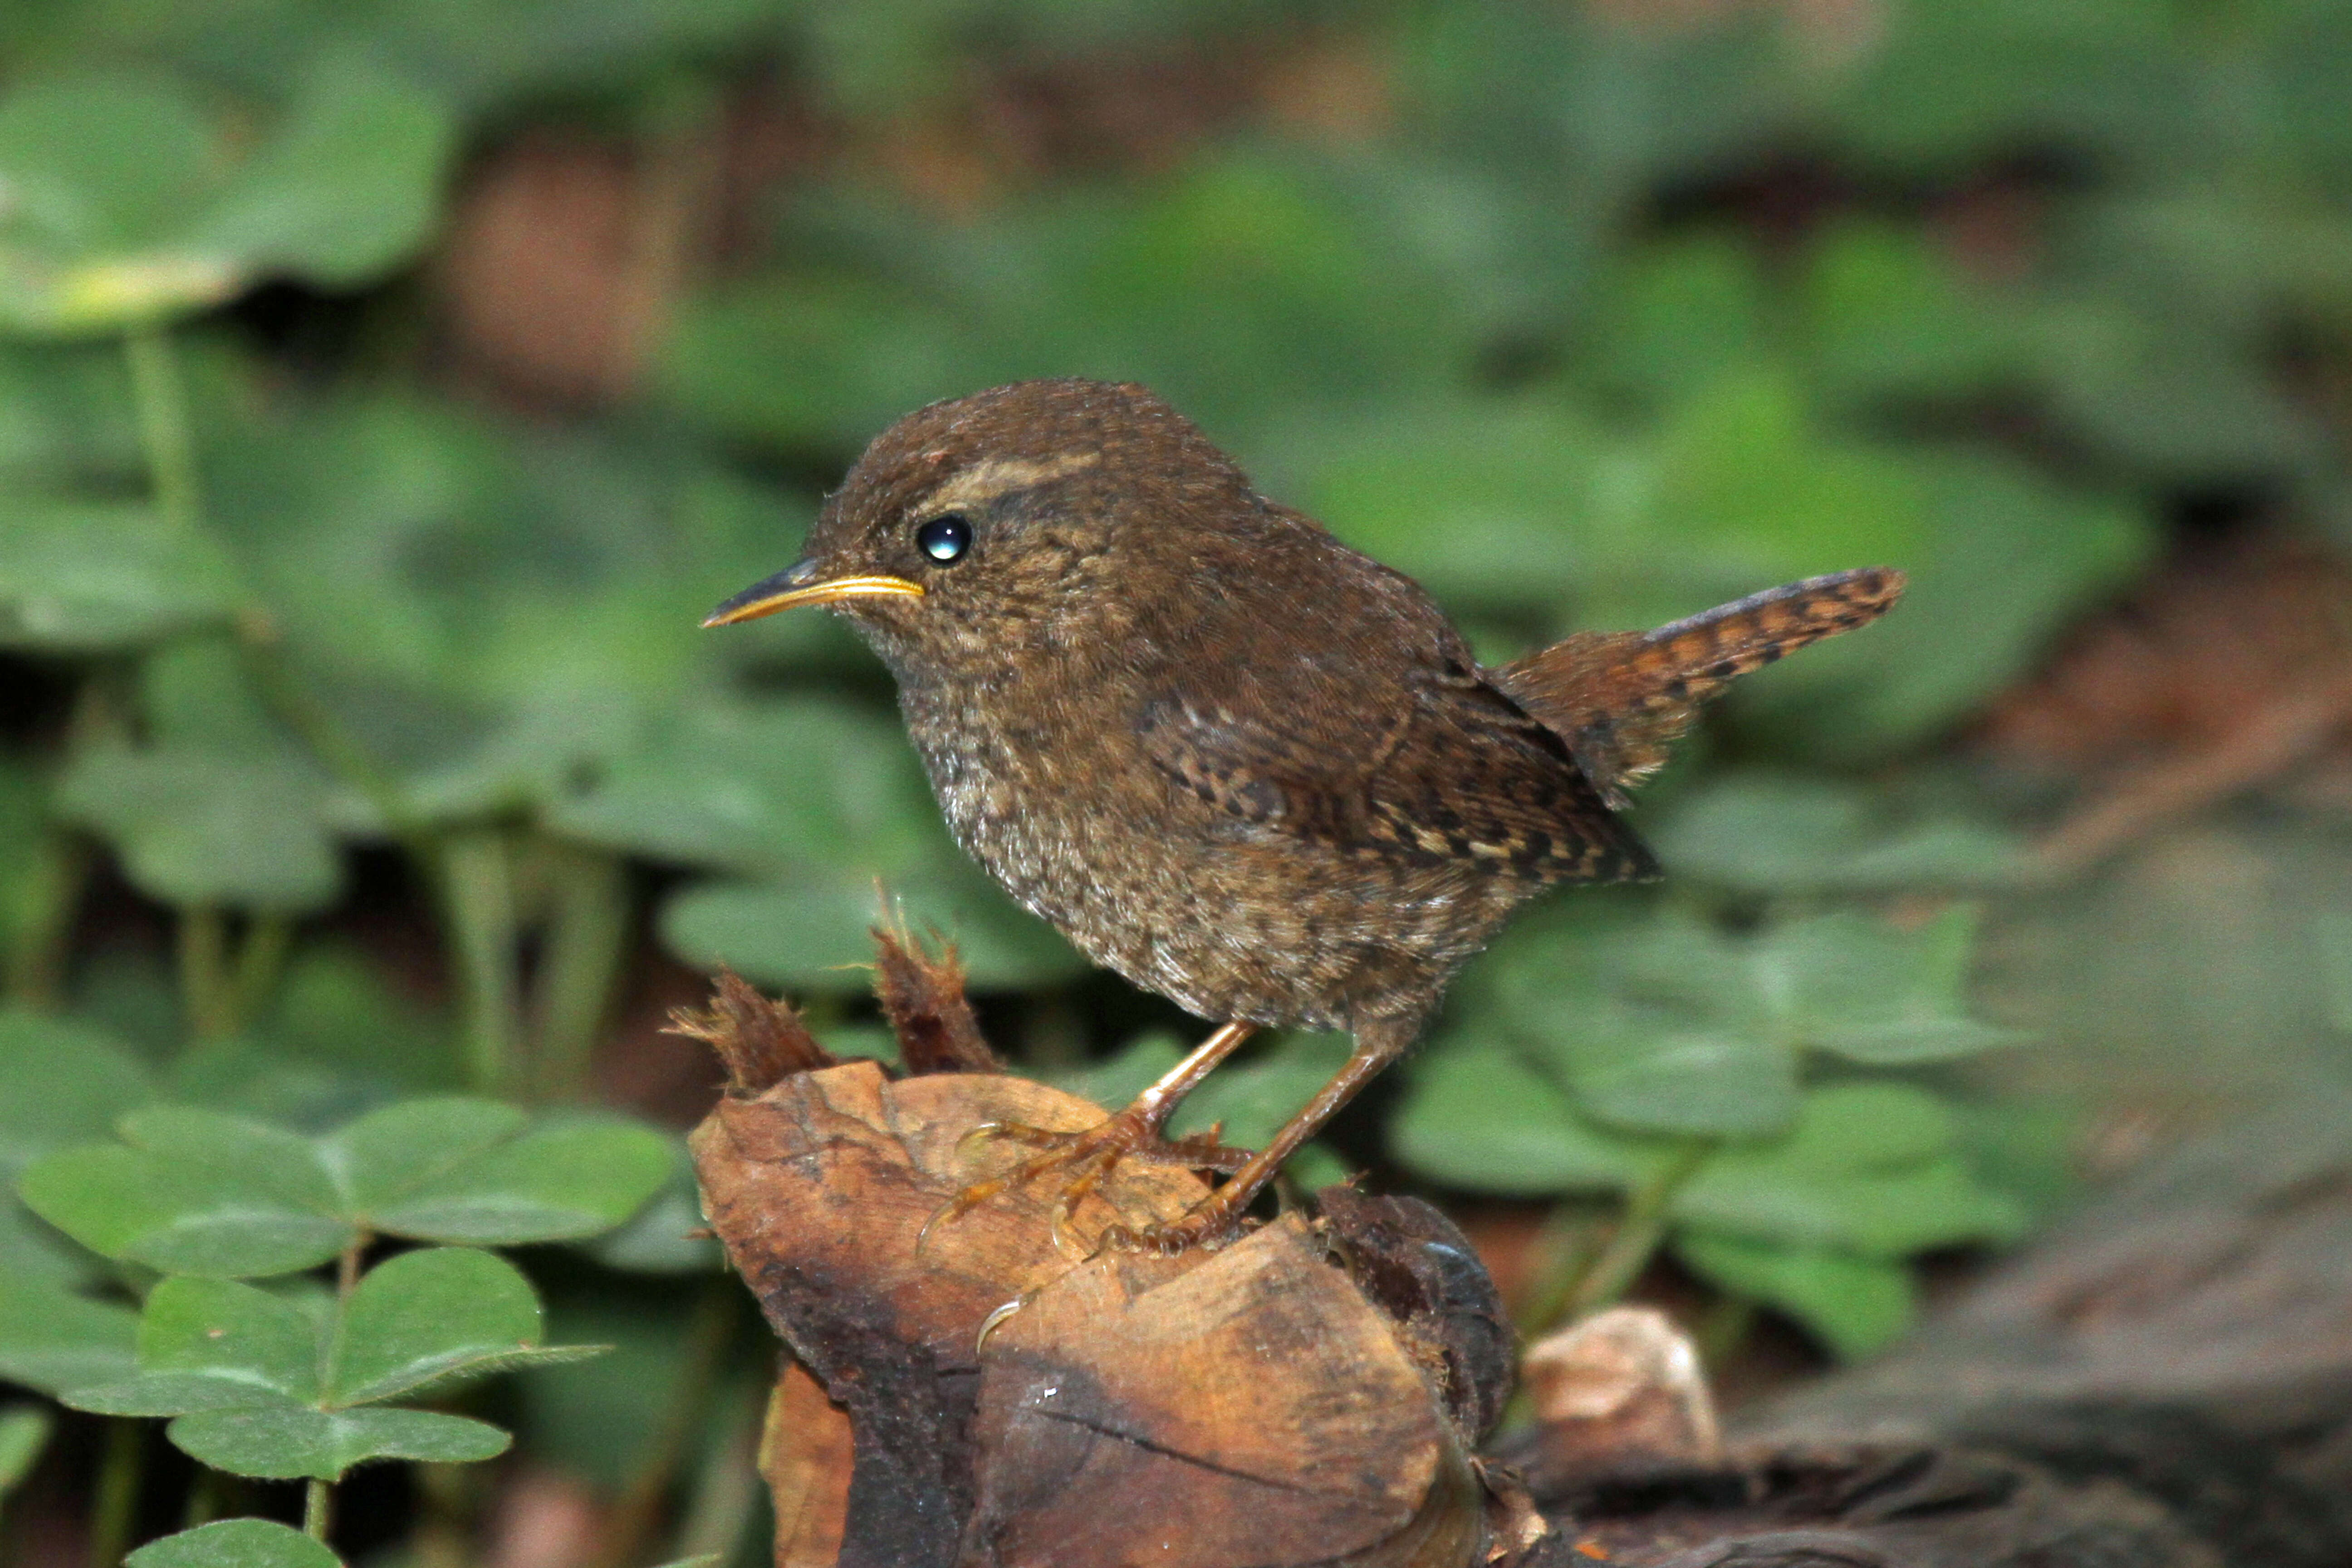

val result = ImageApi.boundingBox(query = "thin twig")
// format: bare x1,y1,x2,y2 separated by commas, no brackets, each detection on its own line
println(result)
2034,668,2352,877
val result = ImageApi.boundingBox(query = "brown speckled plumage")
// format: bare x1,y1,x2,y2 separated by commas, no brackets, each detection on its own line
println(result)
713,378,1905,1247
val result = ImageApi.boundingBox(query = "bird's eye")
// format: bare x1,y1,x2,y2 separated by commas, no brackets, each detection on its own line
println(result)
915,513,972,565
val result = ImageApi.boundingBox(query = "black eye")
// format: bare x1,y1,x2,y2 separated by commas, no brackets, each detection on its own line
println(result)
915,513,972,565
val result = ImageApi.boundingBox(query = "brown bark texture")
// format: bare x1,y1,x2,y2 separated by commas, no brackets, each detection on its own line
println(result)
679,941,2352,1568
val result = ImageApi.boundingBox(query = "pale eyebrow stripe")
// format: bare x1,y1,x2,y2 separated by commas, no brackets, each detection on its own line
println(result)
916,451,1100,514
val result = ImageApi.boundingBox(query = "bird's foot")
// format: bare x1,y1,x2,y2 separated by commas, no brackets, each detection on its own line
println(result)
923,1105,1251,1257
1093,1191,1255,1256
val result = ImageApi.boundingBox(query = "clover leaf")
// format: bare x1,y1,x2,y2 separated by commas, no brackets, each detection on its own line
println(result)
1674,1230,1916,1360
21,1098,671,1279
65,1249,598,1481
0,61,454,336
0,502,239,651
55,744,345,914
1672,1083,2030,1258
126,1519,342,1568
660,869,1086,993
0,1404,51,1511
1388,1039,1665,1195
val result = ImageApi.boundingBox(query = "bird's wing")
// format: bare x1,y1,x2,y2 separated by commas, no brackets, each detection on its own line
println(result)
1136,634,1656,885
1489,567,1906,809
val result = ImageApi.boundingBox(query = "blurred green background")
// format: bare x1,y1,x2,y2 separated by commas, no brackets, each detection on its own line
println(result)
5,0,2352,1562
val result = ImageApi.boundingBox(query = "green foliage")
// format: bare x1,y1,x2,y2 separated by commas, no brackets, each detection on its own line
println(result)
0,61,454,333
0,1279,139,1396
1390,902,2034,1351
661,872,1086,994
0,1402,54,1505
126,1519,341,1568
22,1098,671,1277
1468,903,2024,1137
2317,911,2352,1037
6,2,2350,1547
1388,1044,1659,1195
0,1009,154,1170
4,1084,644,1549
547,695,937,877
1673,1233,1913,1361
65,1249,591,1479
1576,905,2028,1070
1673,1083,2027,1256
1651,774,2023,897
0,1011,148,1392
0,503,239,650
56,745,343,912
1050,1032,1355,1192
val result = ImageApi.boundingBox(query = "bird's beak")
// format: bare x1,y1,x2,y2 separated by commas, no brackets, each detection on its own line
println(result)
701,561,926,627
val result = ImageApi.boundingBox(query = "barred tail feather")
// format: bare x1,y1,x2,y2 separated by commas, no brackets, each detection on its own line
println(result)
1491,567,1906,808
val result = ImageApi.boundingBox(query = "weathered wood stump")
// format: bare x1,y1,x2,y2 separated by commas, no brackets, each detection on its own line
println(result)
681,941,1515,1568
680,939,2352,1568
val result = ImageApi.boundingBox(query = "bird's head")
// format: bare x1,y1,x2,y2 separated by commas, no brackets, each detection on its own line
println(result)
704,379,1253,682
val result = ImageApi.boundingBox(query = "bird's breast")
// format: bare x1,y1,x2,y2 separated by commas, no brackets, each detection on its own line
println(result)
894,676,1527,1031
901,682,1149,904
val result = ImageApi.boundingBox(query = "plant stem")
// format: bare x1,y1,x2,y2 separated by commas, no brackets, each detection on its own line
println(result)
180,1469,220,1532
227,914,293,1036
233,635,431,853
612,73,721,397
123,318,442,955
177,904,235,1041
1695,1293,1758,1370
1562,1140,1715,1320
87,1420,144,1568
1510,1201,1612,1338
442,830,524,1097
4,827,88,1009
122,323,202,537
585,1282,741,1568
533,845,631,1102
11,673,128,1011
406,1463,476,1568
302,1239,367,1550
662,1383,763,1567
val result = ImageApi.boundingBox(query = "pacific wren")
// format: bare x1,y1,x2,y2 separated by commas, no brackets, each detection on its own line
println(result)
708,378,1903,1250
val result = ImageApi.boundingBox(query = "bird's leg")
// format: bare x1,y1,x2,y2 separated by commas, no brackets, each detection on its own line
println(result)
1100,1015,1417,1255
925,1021,1259,1250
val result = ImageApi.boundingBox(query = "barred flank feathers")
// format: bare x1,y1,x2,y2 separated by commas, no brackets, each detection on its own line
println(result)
1491,567,1907,808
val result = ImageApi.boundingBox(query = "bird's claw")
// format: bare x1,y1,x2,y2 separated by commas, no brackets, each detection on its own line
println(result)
1093,1195,1253,1256
920,1107,1250,1256
955,1119,1076,1158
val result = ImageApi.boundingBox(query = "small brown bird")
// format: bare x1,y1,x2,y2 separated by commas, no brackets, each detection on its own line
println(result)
707,379,1903,1250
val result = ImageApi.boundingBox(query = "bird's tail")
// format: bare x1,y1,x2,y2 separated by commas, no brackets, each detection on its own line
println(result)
1490,567,1907,808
